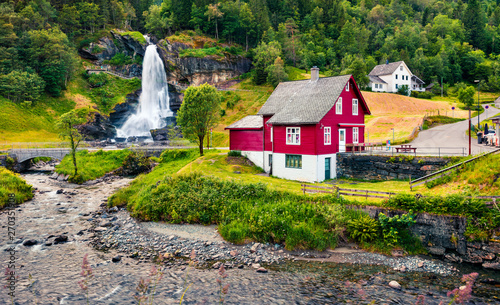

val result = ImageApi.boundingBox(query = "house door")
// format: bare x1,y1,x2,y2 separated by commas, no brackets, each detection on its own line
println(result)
325,157,331,180
269,154,273,175
339,129,346,152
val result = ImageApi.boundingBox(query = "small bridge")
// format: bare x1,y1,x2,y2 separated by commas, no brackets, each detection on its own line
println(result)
8,148,71,163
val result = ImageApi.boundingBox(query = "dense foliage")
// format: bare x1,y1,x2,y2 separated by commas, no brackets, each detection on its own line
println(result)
0,167,33,208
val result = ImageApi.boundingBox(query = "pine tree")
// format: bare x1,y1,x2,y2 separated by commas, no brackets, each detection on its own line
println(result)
463,0,486,49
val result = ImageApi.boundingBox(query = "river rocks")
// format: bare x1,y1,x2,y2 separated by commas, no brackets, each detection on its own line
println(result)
256,267,268,273
388,281,401,290
482,262,500,270
53,235,68,244
112,255,122,263
428,246,446,256
23,239,37,247
56,189,63,194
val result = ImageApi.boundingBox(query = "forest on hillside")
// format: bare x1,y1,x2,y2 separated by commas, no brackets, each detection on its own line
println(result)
2,0,500,104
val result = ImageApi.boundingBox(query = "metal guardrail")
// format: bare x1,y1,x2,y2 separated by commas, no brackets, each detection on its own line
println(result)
409,148,500,190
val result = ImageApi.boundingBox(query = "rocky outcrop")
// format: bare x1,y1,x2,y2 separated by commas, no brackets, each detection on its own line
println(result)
337,154,451,180
109,84,182,131
110,31,147,57
355,205,500,268
156,40,251,87
77,112,116,141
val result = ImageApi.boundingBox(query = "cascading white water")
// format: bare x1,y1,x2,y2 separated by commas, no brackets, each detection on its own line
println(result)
117,43,173,138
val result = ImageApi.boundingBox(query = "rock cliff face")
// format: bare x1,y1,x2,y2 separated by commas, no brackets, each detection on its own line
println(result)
77,112,116,140
156,40,251,87
78,31,148,78
109,84,182,130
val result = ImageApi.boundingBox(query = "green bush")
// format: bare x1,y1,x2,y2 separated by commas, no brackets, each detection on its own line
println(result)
88,73,108,88
378,212,416,247
228,150,241,157
411,91,433,99
347,214,379,243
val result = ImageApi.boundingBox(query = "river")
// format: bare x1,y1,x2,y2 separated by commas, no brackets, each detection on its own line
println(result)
0,168,499,304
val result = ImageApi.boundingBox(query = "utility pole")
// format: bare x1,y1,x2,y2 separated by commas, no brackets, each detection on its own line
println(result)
469,109,471,156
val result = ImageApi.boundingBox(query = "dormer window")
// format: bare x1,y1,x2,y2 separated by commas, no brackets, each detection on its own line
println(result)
336,97,342,114
346,82,349,91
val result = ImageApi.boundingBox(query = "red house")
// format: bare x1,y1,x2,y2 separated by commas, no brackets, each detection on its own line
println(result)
226,68,371,182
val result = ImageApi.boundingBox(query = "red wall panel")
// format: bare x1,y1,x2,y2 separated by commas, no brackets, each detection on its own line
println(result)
229,130,263,151
272,125,317,155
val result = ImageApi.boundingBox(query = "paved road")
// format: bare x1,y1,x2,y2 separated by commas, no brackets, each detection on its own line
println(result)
409,105,500,155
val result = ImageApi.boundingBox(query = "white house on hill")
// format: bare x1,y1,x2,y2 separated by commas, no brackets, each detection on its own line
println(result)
368,61,425,94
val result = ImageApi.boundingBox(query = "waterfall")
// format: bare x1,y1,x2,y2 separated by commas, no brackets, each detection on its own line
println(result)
117,44,174,139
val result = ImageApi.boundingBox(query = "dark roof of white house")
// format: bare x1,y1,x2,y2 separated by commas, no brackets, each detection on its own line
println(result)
369,61,405,76
257,75,370,125
369,75,387,84
411,75,425,84
225,115,263,129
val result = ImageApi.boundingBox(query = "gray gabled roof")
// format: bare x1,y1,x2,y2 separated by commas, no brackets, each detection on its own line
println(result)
257,75,369,125
225,115,263,129
369,61,405,76
412,75,425,84
369,75,387,84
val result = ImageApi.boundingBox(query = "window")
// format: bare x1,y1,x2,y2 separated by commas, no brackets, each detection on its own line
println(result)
395,74,398,79
353,127,359,144
406,75,408,81
324,127,331,145
335,97,342,114
286,127,300,145
395,84,398,89
400,66,403,71
346,82,349,91
352,99,358,115
285,155,302,168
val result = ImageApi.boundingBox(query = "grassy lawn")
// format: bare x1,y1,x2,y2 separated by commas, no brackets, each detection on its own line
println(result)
0,167,33,208
56,149,133,183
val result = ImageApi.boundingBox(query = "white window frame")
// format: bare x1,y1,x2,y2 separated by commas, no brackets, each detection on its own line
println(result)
324,127,331,145
346,82,349,91
270,127,273,142
353,127,359,144
286,127,300,145
335,97,342,114
352,99,358,116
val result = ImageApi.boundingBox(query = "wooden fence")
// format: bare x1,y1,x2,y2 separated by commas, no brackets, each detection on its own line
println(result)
301,184,396,199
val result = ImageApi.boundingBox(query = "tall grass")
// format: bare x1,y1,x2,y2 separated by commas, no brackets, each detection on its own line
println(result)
0,167,33,208
56,149,133,182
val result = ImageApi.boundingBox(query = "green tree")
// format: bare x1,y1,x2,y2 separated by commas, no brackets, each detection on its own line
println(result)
253,40,282,84
143,4,172,37
266,56,288,87
0,70,45,103
176,84,222,156
56,108,90,180
206,3,223,40
340,56,369,88
239,2,255,51
26,28,75,96
463,0,486,49
458,85,475,109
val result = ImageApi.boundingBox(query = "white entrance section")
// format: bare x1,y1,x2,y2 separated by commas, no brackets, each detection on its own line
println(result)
263,151,273,172
241,150,265,169
272,153,337,182
339,129,346,152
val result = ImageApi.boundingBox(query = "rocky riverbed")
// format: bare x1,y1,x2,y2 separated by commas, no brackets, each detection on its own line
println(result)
1,169,499,304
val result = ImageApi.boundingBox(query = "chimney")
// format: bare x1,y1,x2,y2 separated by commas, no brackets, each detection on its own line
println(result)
386,59,389,65
311,66,319,82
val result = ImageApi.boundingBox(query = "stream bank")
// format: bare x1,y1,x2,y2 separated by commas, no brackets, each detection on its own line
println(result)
1,169,499,304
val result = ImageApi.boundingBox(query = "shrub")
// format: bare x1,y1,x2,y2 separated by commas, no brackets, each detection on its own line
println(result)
0,167,33,208
228,150,241,157
118,151,153,176
347,214,379,243
378,212,416,246
88,73,108,88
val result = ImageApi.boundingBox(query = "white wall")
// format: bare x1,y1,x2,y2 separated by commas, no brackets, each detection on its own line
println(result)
271,153,337,182
242,151,264,169
371,83,386,92
393,64,412,93
263,151,273,173
379,74,393,92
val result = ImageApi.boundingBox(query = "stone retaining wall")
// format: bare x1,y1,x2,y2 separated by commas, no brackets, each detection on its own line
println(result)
354,206,500,270
337,154,451,180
